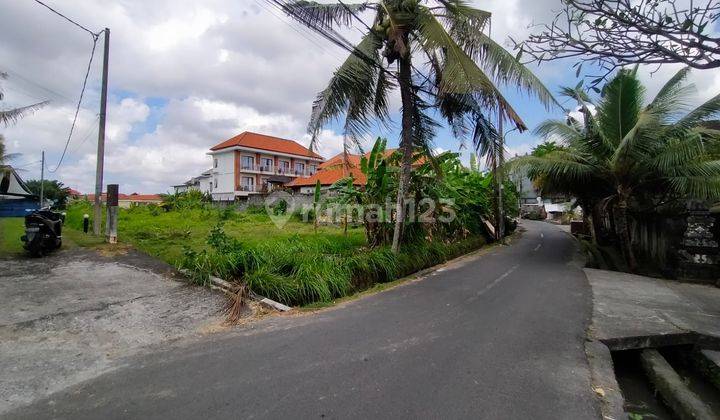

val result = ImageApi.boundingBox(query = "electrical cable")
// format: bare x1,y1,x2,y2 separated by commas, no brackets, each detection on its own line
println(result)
33,0,99,37
49,35,99,172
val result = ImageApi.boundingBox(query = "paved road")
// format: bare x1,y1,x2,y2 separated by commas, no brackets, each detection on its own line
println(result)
7,221,599,419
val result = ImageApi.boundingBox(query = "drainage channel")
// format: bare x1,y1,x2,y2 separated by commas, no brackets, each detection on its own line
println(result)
610,341,720,419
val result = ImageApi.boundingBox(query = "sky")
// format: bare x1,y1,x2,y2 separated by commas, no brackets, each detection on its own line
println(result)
1,0,719,194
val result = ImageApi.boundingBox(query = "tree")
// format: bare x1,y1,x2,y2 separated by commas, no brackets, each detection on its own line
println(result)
531,140,564,157
514,67,720,271
25,179,71,208
278,0,556,252
514,0,720,86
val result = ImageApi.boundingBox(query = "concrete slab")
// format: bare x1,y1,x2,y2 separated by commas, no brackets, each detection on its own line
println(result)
585,268,720,349
0,249,224,415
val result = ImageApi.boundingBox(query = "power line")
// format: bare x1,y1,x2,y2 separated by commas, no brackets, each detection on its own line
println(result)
69,114,100,154
49,35,99,173
254,0,342,61
33,0,99,37
1,67,74,102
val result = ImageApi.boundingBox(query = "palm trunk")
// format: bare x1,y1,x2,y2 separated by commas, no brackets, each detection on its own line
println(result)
614,195,637,272
391,54,414,254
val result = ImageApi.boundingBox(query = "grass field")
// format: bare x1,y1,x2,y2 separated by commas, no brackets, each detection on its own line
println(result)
63,201,367,265
0,216,104,258
9,200,487,306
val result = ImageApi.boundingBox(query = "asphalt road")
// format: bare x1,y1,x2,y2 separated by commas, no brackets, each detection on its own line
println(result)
7,221,599,419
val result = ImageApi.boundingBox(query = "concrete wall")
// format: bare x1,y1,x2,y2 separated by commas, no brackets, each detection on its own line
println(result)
213,151,235,195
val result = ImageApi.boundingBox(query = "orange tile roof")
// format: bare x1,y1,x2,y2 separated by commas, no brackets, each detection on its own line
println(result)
210,131,323,159
289,148,432,188
286,166,366,187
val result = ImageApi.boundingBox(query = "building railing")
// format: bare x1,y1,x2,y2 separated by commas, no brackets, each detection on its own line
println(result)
238,164,317,177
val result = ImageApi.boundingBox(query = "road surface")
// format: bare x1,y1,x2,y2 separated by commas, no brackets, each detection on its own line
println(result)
6,221,599,419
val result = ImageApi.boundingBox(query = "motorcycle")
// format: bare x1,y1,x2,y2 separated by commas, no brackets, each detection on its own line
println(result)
21,210,64,256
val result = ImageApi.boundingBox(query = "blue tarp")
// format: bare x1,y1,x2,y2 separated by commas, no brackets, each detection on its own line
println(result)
0,198,39,217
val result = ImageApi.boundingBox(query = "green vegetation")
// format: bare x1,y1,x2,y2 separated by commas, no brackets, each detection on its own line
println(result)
25,179,71,208
59,198,490,307
177,221,485,306
0,216,104,257
285,0,555,252
0,217,24,257
515,67,720,271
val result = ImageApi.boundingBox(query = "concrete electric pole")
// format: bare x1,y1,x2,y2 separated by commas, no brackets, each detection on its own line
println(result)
93,27,110,235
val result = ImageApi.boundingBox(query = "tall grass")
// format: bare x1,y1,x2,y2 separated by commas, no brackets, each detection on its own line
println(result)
179,224,486,306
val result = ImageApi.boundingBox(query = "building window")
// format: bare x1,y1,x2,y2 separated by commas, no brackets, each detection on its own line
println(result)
261,158,273,171
279,160,290,174
242,176,254,191
213,158,218,168
295,162,305,174
241,155,254,170
309,164,317,174
213,178,217,188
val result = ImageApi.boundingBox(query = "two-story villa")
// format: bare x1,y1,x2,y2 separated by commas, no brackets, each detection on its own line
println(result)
207,131,325,201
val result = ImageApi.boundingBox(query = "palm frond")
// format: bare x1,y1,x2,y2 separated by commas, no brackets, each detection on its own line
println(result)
0,101,48,127
307,31,384,150
596,69,645,146
471,31,559,110
533,120,584,145
415,5,526,130
674,92,720,132
280,1,371,30
558,85,592,104
648,66,695,119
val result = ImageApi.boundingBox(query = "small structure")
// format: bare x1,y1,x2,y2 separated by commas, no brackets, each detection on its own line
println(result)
0,165,38,216
173,169,213,195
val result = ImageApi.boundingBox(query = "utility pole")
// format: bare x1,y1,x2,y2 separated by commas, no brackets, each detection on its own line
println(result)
39,150,45,209
496,107,505,242
93,28,110,235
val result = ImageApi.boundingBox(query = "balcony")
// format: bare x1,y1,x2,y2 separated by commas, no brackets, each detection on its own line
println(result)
238,165,317,178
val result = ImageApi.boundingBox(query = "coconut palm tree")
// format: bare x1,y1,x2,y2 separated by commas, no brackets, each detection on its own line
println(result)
278,0,556,252
516,67,720,271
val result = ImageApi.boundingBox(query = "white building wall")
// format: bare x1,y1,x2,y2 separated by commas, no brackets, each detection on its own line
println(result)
213,151,235,196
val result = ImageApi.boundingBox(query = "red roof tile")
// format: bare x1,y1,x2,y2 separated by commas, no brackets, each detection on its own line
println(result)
286,166,366,187
210,131,323,159
299,148,425,187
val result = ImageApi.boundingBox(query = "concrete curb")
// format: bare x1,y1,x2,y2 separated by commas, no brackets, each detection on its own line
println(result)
178,270,292,313
640,349,716,420
585,340,627,420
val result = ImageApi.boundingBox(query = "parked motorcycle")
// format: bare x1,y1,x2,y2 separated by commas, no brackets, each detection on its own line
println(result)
21,210,64,256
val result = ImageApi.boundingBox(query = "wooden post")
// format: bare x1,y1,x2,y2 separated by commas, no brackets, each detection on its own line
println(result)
106,183,118,244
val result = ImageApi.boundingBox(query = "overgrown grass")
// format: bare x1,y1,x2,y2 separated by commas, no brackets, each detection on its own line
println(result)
178,222,486,306
61,201,488,306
